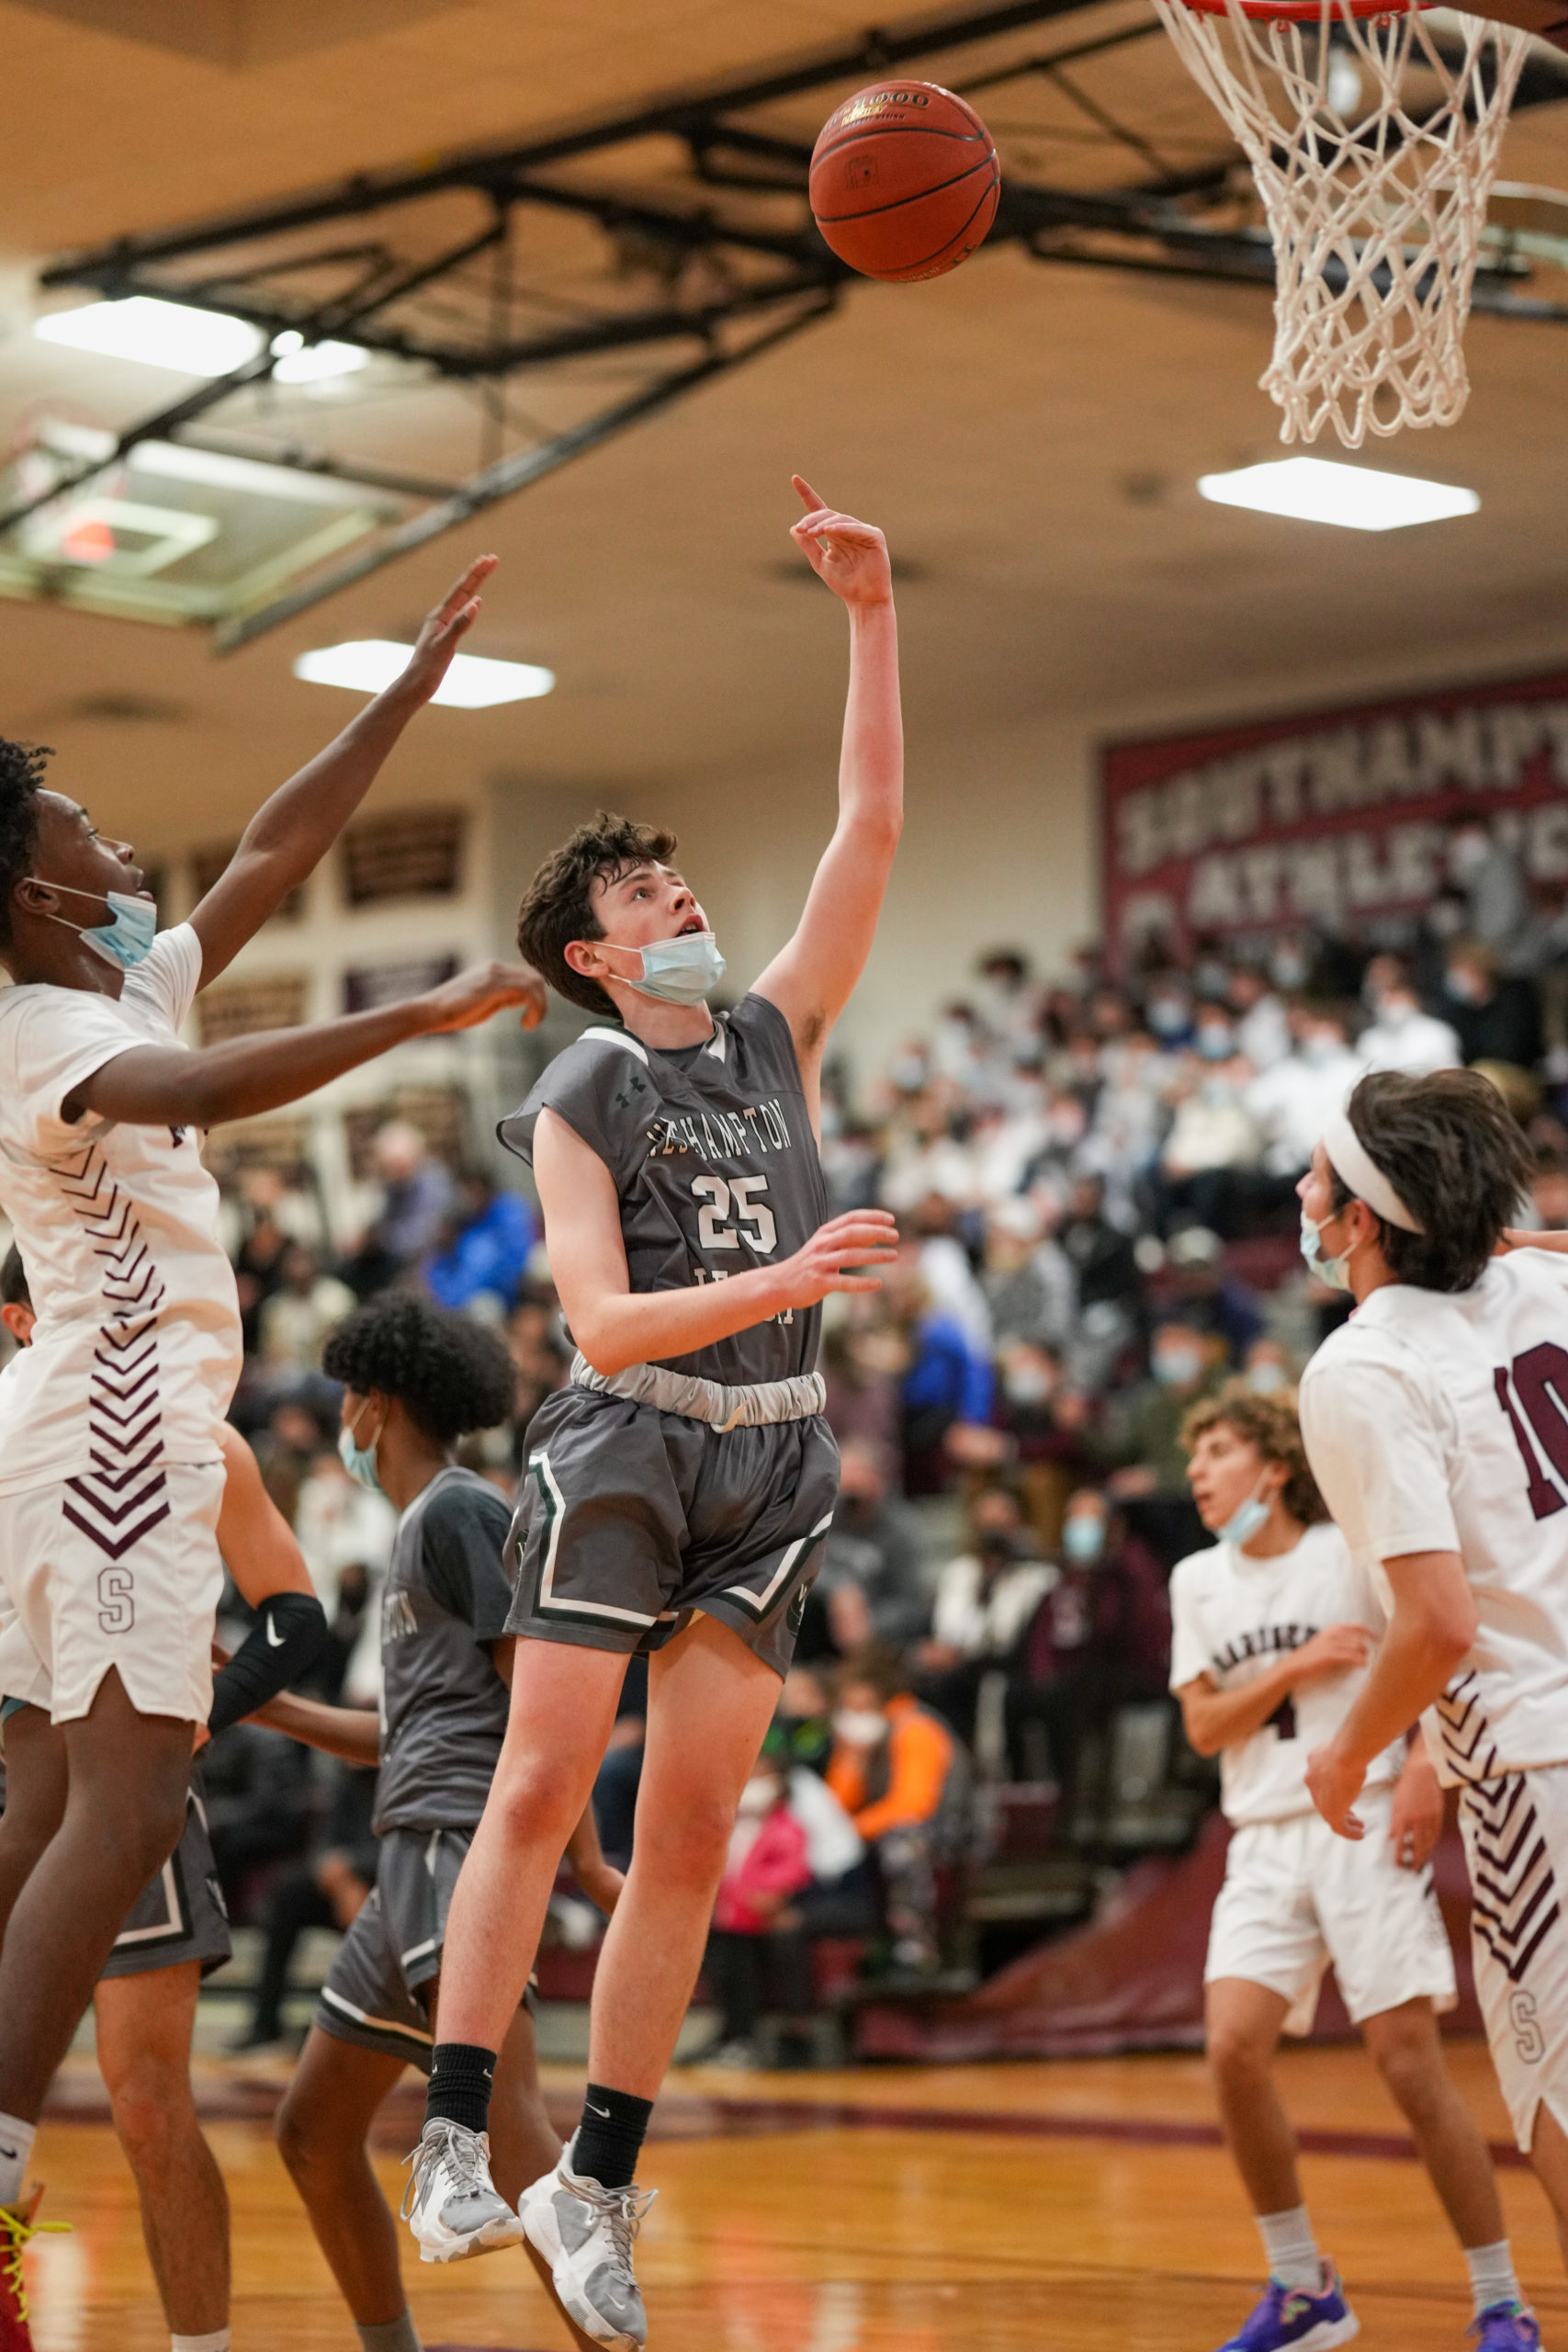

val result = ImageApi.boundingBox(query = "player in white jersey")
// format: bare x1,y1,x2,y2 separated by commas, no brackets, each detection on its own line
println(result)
1172,1378,1534,2352
0,554,544,2339
1296,1066,1568,2271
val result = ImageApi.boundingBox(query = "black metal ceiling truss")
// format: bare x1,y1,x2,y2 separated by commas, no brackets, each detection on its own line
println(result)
19,0,1568,643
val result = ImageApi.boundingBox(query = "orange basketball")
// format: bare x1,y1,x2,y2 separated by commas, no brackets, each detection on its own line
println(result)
809,80,1000,284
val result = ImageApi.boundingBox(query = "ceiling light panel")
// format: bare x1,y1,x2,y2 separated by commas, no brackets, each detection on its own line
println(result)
1197,458,1480,532
294,640,555,708
35,297,265,378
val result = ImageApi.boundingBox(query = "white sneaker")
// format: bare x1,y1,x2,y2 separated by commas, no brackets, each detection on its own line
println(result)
400,2118,525,2264
518,2144,656,2349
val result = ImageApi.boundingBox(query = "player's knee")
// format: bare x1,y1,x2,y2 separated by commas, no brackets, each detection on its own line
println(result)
108,2071,187,2169
1206,2022,1272,2086
489,1754,584,1848
1371,2026,1437,2110
637,1792,735,1887
275,2084,332,2180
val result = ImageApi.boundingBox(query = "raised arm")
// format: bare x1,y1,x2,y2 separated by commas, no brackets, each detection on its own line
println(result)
66,957,545,1130
753,478,902,1114
536,1107,897,1377
189,554,496,986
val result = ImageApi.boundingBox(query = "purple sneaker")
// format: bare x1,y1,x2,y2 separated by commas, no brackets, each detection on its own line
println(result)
1470,2305,1541,2351
1218,2267,1359,2352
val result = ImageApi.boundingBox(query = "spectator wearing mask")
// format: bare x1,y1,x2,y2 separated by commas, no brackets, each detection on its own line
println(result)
1164,1225,1265,1364
1358,955,1461,1079
913,1485,1055,1748
1098,1315,1226,1566
1012,1487,1170,1795
256,1241,356,1380
826,1652,960,1973
1159,1060,1262,1238
1057,1174,1143,1319
981,1196,1075,1354
1443,939,1544,1074
887,1254,997,1491
424,1167,536,1315
1531,1152,1568,1233
1228,966,1292,1072
810,1438,930,1660
1245,1009,1364,1187
696,1751,817,2069
342,1120,457,1300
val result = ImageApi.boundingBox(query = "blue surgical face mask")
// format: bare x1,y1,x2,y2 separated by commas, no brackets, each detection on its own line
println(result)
607,929,726,1008
1300,1208,1354,1293
1154,1344,1202,1388
1063,1515,1106,1566
337,1401,384,1494
30,879,157,971
1220,1481,1271,1547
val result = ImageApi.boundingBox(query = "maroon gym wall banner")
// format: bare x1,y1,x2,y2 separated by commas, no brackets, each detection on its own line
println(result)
1100,669,1568,961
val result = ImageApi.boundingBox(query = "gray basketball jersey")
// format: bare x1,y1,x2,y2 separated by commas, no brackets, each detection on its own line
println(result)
374,1465,513,1836
499,992,829,1389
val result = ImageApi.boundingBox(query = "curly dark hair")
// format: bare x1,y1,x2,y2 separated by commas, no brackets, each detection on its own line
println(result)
321,1293,516,1443
1329,1068,1531,1294
1181,1378,1326,1527
0,740,52,956
516,810,679,1018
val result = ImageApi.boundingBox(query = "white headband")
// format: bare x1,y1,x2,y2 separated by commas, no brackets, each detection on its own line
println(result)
1320,1104,1424,1234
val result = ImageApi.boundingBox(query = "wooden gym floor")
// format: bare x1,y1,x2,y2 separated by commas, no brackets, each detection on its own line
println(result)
22,2040,1568,2349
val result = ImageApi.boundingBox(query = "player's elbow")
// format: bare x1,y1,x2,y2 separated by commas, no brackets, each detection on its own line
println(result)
1427,1591,1478,1668
1183,1712,1222,1759
569,1314,634,1380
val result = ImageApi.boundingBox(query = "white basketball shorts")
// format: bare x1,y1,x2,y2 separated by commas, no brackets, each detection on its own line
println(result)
1206,1783,1457,2036
1459,1762,1568,2154
0,1463,225,1726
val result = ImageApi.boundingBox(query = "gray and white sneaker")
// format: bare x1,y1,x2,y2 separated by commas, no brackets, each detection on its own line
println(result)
518,2144,656,2349
400,2118,525,2265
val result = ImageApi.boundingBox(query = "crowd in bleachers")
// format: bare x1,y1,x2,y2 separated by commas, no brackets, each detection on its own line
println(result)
70,817,1568,2062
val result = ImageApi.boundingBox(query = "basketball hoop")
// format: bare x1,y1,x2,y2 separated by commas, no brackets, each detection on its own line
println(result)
1153,0,1530,446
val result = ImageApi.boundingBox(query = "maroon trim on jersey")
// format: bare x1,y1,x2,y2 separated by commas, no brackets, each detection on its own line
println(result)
1464,1774,1562,1986
50,1142,170,1563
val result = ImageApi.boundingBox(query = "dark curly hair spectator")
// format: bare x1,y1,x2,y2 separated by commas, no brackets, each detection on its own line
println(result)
321,1294,516,1443
1181,1379,1325,1527
0,739,52,955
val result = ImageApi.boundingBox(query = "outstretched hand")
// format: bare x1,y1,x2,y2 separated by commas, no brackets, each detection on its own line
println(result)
416,960,547,1035
790,476,892,609
398,553,499,703
774,1208,899,1309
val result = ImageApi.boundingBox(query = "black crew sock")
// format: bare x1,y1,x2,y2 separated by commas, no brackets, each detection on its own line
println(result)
570,2083,654,2190
424,2042,497,2136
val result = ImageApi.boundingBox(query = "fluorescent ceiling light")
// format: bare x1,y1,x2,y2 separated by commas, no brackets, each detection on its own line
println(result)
293,639,555,708
270,330,370,383
1197,457,1479,532
35,297,264,378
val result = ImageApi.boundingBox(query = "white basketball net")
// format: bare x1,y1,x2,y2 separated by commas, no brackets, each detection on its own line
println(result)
1153,0,1529,447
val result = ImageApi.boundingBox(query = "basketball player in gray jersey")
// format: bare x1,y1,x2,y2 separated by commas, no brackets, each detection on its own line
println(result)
404,476,903,2349
256,1294,621,2352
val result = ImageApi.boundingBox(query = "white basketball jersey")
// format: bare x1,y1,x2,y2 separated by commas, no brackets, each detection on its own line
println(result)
1300,1250,1568,1786
1169,1521,1401,1826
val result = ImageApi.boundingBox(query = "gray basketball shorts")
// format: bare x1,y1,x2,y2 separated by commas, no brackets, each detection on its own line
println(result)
100,1781,231,1982
316,1826,536,2072
506,1385,840,1679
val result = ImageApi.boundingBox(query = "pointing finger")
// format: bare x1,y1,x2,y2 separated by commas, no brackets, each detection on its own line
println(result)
793,473,826,513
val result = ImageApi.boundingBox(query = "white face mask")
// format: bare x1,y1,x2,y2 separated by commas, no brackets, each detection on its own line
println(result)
1300,1207,1354,1293
1220,1477,1272,1547
736,1777,779,1820
834,1708,888,1747
603,928,726,1007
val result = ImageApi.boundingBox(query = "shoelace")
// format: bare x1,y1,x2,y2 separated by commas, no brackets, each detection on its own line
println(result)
1468,2306,1538,2347
568,2177,658,2276
398,2121,492,2222
0,2199,69,2324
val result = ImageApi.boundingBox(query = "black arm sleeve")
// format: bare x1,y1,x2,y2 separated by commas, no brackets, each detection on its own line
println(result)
423,1485,514,1643
208,1590,329,1735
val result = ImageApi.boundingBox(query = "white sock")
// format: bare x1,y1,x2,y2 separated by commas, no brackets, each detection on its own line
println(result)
0,2114,36,2211
171,2334,230,2352
1465,2241,1522,2319
356,2318,422,2352
1257,2205,1323,2293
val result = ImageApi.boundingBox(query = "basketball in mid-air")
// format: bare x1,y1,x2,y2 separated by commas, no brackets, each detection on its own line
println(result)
809,80,1000,284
